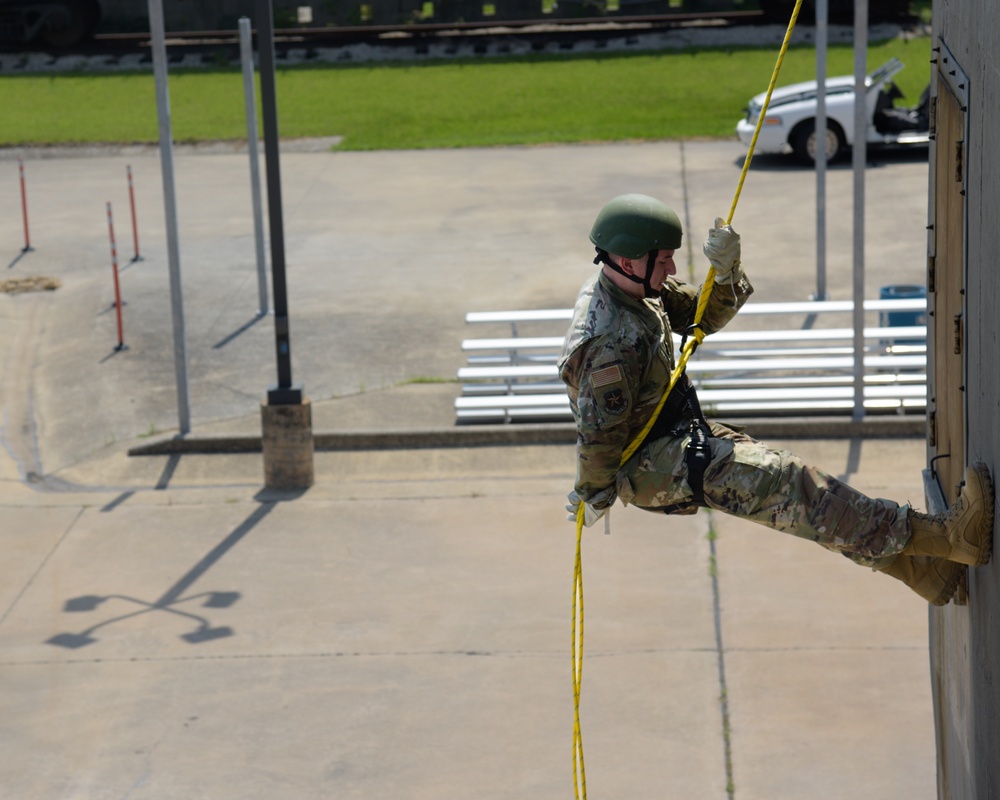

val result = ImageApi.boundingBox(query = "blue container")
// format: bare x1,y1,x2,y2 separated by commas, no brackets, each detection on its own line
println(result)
879,284,926,345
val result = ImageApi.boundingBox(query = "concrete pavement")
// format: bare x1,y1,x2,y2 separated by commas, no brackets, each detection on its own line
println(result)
0,438,937,799
0,139,930,481
0,140,937,798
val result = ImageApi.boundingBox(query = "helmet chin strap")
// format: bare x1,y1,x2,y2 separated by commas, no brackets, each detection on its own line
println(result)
594,248,659,298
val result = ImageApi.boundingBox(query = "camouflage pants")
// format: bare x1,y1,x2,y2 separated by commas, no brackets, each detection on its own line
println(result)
617,423,910,568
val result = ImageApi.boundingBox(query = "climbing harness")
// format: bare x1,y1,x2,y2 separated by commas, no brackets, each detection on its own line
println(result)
571,1,805,796
660,420,714,516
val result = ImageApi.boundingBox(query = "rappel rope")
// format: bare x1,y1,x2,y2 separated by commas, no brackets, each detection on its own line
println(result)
571,0,805,795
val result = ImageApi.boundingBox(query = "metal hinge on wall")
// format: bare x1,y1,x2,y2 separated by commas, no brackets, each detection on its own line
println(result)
955,140,965,182
953,313,964,355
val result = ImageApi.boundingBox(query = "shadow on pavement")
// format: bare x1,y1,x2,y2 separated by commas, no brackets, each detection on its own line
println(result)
45,501,276,650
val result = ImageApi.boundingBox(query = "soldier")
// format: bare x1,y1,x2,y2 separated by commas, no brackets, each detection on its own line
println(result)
559,193,993,606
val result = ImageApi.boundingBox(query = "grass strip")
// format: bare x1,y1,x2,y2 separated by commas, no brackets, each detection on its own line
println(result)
0,37,930,150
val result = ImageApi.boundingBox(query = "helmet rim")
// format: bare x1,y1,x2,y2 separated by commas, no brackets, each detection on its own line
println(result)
589,193,683,258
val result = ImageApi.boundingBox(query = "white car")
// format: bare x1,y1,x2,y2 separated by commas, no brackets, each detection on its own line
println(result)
735,57,930,165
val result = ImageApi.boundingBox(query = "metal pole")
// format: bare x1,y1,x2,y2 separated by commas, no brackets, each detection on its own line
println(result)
851,0,868,420
106,202,127,352
813,0,828,301
256,0,301,404
148,0,192,434
18,157,33,252
239,17,270,317
127,164,143,263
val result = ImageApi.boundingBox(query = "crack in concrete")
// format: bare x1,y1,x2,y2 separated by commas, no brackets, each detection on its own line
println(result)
0,293,47,482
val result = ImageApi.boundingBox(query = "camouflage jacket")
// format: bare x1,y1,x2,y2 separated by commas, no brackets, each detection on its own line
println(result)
558,269,753,508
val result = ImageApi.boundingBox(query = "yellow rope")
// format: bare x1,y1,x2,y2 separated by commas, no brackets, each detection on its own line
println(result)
572,503,587,800
571,1,803,796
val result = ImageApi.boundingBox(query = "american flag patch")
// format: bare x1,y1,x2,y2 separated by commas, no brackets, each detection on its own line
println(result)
591,364,622,388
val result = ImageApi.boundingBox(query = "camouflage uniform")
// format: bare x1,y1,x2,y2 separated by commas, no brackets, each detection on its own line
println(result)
558,269,910,567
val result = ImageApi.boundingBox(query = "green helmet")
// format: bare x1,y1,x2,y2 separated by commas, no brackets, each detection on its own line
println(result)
589,194,683,258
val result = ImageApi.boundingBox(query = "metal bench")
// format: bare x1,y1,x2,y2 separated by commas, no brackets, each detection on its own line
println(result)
457,298,927,423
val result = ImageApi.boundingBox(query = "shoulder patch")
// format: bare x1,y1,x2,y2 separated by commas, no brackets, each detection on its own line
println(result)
601,388,628,416
591,364,622,388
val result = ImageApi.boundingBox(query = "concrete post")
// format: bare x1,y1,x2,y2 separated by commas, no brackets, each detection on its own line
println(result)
261,398,314,490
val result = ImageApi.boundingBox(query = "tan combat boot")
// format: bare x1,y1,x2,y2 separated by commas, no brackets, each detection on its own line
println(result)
877,555,965,606
903,462,994,566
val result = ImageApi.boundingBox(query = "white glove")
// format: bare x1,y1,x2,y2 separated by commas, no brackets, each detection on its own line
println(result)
702,217,742,284
566,491,608,528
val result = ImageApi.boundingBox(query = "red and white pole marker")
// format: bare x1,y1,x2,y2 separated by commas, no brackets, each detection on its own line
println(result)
18,157,33,253
106,202,128,352
127,164,142,262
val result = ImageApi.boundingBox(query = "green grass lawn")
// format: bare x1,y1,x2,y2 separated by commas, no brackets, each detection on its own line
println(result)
0,36,931,150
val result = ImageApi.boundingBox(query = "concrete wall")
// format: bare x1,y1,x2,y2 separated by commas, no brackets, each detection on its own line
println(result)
928,1,1000,798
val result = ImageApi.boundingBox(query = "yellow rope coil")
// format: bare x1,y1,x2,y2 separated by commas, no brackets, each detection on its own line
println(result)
571,1,804,796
